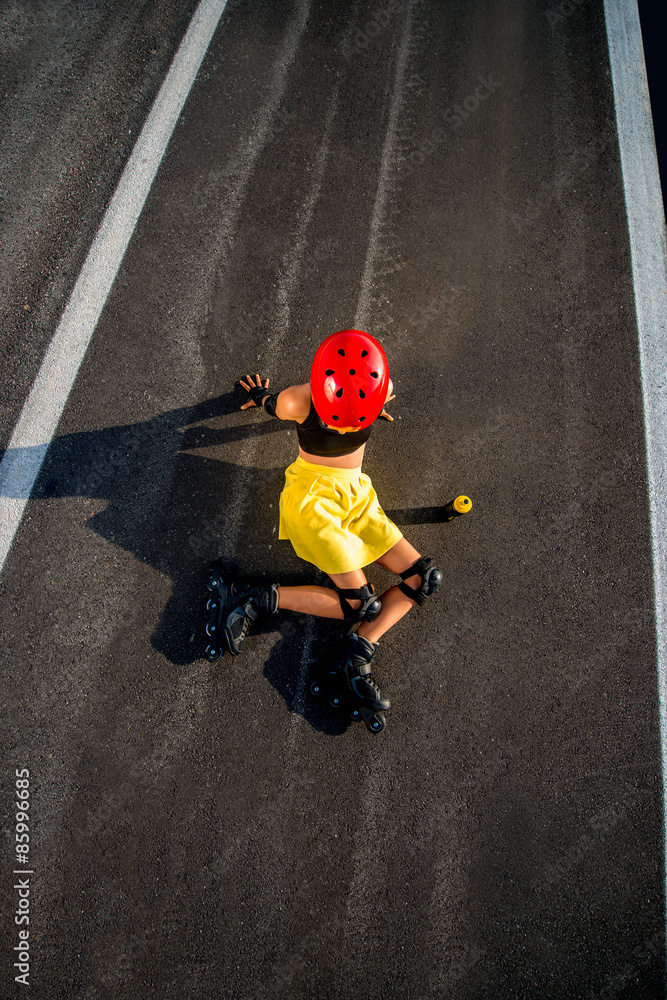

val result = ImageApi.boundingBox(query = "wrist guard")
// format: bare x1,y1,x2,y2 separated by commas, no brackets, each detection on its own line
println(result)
247,384,279,417
263,394,278,417
247,385,272,406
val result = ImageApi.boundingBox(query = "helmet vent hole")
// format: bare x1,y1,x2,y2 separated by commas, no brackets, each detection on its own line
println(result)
370,371,378,378
349,369,355,375
332,415,339,421
361,350,368,357
359,390,365,398
325,369,335,376
359,416,366,422
338,348,345,356
335,388,344,398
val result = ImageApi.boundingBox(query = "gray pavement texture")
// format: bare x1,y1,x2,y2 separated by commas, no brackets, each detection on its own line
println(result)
0,1,664,998
637,0,667,210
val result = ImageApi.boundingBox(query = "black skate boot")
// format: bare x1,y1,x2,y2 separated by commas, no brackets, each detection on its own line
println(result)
204,566,278,659
311,632,390,734
221,581,279,655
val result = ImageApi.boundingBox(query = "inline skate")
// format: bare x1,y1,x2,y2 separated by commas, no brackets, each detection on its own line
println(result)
311,632,389,733
204,565,278,658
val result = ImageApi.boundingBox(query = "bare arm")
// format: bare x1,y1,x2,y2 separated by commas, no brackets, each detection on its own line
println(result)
239,375,311,423
240,374,394,423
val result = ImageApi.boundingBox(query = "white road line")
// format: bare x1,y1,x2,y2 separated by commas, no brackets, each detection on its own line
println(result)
604,0,667,903
0,0,229,574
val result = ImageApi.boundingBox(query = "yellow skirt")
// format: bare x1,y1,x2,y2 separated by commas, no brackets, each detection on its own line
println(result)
279,456,403,574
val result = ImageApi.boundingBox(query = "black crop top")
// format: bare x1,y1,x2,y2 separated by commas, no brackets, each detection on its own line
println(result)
296,399,373,457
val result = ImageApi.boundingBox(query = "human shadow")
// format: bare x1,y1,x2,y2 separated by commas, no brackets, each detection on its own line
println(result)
6,392,288,654
1,391,451,733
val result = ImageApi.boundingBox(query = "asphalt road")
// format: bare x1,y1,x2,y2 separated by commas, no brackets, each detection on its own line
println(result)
1,1,664,998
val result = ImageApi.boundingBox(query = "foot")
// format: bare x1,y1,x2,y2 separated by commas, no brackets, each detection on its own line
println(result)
338,633,390,712
223,583,279,655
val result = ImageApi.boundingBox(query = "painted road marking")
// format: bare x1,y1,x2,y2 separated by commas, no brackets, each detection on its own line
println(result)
604,0,667,901
0,0,229,574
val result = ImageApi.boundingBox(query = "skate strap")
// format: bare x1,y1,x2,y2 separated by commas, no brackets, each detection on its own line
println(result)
397,556,443,606
335,583,381,622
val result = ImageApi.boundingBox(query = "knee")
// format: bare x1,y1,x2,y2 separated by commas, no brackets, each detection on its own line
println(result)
396,556,443,606
334,583,382,621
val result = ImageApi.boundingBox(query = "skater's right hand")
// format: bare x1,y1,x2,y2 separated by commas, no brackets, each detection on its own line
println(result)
240,374,270,409
379,379,395,421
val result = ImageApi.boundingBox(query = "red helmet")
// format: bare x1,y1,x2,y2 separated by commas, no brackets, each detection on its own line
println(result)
310,330,389,427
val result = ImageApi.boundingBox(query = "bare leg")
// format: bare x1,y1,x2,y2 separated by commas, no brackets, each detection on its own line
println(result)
357,537,423,643
276,569,366,619
276,537,425,638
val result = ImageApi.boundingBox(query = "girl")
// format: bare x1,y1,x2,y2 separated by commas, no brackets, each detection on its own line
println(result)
205,330,442,730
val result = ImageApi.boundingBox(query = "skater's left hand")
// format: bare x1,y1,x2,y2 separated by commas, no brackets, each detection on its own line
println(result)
240,374,270,409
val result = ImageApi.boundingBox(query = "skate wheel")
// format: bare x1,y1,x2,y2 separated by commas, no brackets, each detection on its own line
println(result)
207,574,222,592
206,597,217,611
350,707,361,722
329,693,344,710
310,680,323,698
205,621,217,636
205,644,222,662
367,715,386,734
